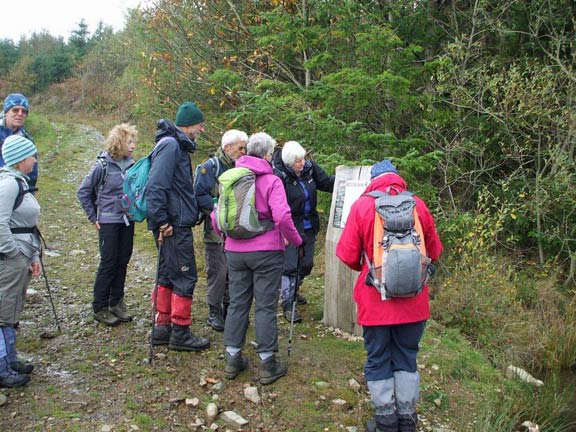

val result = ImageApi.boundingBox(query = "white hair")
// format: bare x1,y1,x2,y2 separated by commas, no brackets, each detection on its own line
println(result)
247,132,276,158
221,129,248,149
281,141,306,166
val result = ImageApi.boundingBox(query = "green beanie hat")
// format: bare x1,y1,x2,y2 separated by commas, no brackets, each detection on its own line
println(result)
175,102,204,127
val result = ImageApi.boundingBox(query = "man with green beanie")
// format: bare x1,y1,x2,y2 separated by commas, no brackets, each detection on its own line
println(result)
146,101,210,352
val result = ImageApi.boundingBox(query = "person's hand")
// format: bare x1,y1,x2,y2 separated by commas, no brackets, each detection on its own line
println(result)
94,221,101,230
30,261,41,277
298,246,305,259
160,223,173,237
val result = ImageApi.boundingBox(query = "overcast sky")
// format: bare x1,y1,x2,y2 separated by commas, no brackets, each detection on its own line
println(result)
0,0,147,42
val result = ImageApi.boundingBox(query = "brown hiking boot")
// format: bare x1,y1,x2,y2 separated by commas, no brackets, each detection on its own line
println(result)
109,300,133,322
94,310,121,327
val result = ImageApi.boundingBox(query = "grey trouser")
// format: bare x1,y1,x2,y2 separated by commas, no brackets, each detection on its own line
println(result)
224,250,284,353
204,242,229,307
0,253,31,326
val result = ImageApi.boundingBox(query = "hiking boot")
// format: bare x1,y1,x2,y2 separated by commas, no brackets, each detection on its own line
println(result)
365,414,399,432
169,324,210,352
10,360,34,374
0,359,30,388
259,355,287,385
398,412,418,432
283,306,302,323
94,309,121,327
109,300,133,322
151,325,171,346
207,305,225,332
224,351,248,380
296,293,307,305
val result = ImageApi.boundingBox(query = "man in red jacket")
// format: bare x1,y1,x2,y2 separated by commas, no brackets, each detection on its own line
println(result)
336,160,442,432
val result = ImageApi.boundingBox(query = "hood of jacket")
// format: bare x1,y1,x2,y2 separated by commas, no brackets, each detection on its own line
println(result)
235,155,273,176
154,119,197,153
364,172,408,194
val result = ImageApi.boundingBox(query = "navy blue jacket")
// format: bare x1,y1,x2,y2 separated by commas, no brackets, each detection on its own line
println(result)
0,124,38,189
272,149,334,235
146,119,199,230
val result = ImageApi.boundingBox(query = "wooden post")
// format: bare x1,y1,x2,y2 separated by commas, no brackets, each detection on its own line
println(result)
323,165,372,335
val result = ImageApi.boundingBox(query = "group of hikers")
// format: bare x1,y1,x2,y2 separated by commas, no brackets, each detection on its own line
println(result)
0,96,442,432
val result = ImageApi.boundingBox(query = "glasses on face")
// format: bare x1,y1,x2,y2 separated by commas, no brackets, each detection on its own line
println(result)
9,107,28,115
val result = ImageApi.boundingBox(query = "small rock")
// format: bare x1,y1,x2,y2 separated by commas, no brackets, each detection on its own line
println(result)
206,402,218,421
346,427,358,432
244,386,261,405
506,365,544,387
44,250,61,257
209,423,219,430
348,378,361,391
0,393,7,406
69,249,87,256
129,426,140,431
212,381,225,392
433,398,442,407
101,426,112,432
332,398,348,409
519,421,540,432
221,411,249,427
315,381,329,388
186,398,199,407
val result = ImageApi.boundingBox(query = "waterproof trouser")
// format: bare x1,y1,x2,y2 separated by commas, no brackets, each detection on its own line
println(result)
204,242,229,307
93,222,135,312
0,252,30,326
224,250,283,354
154,227,197,298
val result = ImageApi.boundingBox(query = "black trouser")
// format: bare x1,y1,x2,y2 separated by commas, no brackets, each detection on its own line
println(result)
92,222,135,312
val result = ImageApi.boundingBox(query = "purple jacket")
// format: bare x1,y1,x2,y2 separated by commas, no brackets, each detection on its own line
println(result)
211,155,302,252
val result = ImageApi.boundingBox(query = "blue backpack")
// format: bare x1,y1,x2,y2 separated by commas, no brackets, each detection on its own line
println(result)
121,152,152,222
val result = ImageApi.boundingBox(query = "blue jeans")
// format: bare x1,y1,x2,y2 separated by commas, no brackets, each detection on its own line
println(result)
363,321,426,381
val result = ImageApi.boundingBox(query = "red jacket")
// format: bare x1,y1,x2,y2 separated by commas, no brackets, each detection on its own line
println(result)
336,173,443,326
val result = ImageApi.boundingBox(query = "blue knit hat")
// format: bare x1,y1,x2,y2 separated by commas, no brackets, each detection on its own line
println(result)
2,135,37,166
370,159,398,179
175,101,204,127
3,93,30,114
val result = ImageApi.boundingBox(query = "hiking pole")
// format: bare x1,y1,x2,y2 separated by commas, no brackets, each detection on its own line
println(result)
148,231,164,365
39,254,61,331
288,249,302,357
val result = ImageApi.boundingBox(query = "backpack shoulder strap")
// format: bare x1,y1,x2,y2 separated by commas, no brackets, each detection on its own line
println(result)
96,153,108,190
12,177,27,211
211,156,221,177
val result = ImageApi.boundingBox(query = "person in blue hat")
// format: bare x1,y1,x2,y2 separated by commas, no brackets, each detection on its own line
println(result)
0,93,38,189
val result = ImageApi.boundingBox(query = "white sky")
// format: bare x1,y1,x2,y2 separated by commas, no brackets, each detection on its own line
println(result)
0,0,147,42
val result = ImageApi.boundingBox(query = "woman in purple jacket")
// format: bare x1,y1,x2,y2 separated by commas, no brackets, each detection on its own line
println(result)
212,132,302,385
77,124,137,327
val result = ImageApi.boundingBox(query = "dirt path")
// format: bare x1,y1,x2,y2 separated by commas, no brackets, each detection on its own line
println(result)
0,121,454,432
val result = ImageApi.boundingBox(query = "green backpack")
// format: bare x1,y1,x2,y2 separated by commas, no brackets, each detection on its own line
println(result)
216,167,273,239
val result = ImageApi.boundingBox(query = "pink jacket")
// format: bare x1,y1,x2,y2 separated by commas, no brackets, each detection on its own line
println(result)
211,155,302,252
336,173,443,326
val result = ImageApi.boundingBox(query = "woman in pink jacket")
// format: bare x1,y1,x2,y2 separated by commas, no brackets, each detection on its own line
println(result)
336,160,442,432
212,132,302,385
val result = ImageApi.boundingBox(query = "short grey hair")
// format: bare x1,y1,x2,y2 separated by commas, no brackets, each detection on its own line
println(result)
247,132,276,158
221,129,248,149
281,141,306,166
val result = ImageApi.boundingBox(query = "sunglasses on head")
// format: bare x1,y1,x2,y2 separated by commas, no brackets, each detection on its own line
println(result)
9,107,29,115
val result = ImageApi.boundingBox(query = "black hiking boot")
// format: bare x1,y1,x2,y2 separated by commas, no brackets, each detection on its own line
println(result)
224,351,248,380
296,293,307,305
151,325,172,346
207,305,225,332
398,412,418,432
365,413,399,432
0,359,30,388
169,324,210,352
283,304,302,323
10,360,34,375
259,355,287,385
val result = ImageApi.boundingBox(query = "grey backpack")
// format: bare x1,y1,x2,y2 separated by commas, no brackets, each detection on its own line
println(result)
364,189,431,300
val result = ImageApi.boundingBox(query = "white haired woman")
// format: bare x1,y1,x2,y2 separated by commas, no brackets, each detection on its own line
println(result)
0,135,41,388
272,140,334,322
211,132,302,385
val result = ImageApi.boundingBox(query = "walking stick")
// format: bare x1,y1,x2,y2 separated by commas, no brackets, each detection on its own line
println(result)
39,255,61,331
148,231,164,365
288,249,302,357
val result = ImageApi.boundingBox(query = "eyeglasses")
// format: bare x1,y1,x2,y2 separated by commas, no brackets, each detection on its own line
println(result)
9,107,28,115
